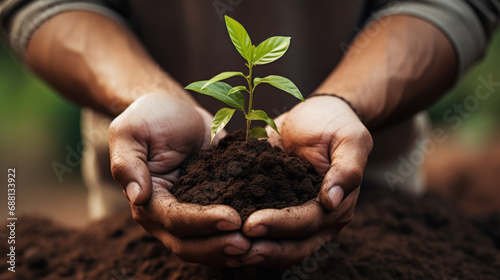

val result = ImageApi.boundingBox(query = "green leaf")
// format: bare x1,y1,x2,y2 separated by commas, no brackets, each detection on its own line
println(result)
202,71,246,90
185,81,244,109
246,110,280,135
253,36,291,65
254,75,304,101
249,127,269,138
228,85,247,95
211,108,236,145
225,15,253,63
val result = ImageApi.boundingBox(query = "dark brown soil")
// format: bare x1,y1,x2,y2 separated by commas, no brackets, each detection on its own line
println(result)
2,187,499,280
170,130,322,221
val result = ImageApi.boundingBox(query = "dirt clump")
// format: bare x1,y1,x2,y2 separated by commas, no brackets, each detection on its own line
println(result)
171,130,322,221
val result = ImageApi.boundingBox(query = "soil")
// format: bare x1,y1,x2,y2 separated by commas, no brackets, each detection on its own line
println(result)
1,187,499,280
170,130,322,222
3,136,500,279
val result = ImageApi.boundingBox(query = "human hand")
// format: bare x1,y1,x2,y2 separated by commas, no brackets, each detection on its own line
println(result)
238,95,373,266
109,92,250,266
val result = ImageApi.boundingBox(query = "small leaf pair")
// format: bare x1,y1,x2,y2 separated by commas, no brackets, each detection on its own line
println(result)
225,16,290,66
210,109,276,139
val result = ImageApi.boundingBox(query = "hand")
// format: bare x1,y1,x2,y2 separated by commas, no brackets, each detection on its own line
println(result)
238,96,373,266
109,92,251,266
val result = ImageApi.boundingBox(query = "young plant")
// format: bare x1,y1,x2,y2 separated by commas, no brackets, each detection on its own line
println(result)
185,15,304,144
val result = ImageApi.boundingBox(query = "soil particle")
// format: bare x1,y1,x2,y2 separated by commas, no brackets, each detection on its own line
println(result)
170,130,322,221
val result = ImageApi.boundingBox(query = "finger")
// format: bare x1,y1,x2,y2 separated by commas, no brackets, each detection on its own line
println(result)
144,185,243,237
243,189,359,239
161,232,251,265
240,228,341,267
109,117,152,206
320,127,373,211
242,199,325,239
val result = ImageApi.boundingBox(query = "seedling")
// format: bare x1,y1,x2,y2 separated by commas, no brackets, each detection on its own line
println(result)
185,15,304,143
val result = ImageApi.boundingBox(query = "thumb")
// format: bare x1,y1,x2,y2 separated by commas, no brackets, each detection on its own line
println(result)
319,129,372,211
109,121,152,206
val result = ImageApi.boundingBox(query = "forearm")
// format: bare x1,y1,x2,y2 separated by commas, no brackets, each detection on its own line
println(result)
314,15,457,130
26,11,196,118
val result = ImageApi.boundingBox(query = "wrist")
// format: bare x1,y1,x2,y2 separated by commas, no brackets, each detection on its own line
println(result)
308,93,363,123
310,88,384,130
94,70,198,118
298,95,364,127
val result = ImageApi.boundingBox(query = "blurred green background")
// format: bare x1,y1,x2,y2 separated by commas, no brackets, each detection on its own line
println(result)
0,41,88,226
427,33,500,146
1,31,499,226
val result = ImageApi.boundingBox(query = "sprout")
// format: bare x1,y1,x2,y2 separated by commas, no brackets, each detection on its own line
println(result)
185,15,304,144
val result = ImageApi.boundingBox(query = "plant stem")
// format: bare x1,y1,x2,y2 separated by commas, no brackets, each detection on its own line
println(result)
245,63,254,142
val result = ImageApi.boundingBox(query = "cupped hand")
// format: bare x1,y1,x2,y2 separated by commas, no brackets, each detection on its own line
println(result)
238,95,373,266
109,92,250,266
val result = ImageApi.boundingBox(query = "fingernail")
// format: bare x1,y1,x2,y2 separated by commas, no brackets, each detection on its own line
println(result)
125,182,141,204
328,186,344,209
224,245,248,255
243,255,264,265
244,225,268,237
217,220,240,231
226,258,242,267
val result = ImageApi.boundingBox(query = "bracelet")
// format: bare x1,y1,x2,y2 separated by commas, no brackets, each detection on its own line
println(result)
307,93,363,122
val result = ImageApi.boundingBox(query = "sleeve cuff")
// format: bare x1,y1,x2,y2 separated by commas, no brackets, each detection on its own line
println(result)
369,0,487,81
8,1,127,61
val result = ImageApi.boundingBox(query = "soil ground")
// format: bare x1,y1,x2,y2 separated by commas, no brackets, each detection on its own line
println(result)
1,186,499,280
2,139,499,280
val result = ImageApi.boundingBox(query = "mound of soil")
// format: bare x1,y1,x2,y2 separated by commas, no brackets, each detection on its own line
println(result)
2,188,499,280
171,130,322,221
